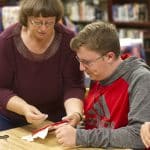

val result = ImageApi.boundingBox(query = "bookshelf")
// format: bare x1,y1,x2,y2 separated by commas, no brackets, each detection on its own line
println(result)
62,0,108,32
108,0,150,64
107,0,150,30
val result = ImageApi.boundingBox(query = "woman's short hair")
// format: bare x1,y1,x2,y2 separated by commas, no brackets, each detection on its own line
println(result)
70,21,120,57
19,0,64,26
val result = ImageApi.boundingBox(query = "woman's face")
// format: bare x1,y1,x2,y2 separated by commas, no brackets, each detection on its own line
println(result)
27,16,56,40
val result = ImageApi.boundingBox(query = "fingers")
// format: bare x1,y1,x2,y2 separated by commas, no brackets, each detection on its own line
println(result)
24,104,48,125
31,114,48,125
140,122,150,148
62,112,82,127
30,105,48,119
31,113,48,120
55,124,76,147
53,122,68,130
55,124,67,145
55,127,63,142
63,112,81,121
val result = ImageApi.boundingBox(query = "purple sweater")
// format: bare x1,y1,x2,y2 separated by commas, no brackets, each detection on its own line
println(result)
0,23,85,123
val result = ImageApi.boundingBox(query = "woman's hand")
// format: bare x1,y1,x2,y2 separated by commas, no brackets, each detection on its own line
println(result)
55,124,76,147
64,98,83,127
23,104,48,125
62,112,82,127
140,122,150,148
6,96,48,125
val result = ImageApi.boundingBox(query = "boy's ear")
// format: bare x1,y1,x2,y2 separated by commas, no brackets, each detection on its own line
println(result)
105,52,115,63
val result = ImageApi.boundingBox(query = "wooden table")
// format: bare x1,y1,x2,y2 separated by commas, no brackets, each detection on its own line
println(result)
0,121,132,150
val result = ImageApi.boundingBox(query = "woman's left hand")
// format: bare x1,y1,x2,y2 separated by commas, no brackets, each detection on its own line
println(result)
55,124,76,147
62,112,82,127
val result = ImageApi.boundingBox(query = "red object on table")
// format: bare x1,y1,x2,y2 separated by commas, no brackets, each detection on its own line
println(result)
32,120,68,135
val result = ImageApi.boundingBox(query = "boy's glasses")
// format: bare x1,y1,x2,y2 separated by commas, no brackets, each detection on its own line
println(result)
76,55,104,67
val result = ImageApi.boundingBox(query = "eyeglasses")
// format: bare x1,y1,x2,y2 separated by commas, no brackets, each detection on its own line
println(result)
30,19,55,28
76,55,104,67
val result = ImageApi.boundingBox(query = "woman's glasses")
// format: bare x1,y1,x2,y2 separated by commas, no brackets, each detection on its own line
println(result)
30,19,55,28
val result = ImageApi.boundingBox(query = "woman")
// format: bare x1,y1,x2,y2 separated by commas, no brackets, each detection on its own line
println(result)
0,0,85,130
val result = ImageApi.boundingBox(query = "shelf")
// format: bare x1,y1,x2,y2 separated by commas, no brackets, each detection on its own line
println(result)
71,20,93,25
111,0,149,4
108,0,150,29
145,49,150,52
0,0,19,6
113,21,150,29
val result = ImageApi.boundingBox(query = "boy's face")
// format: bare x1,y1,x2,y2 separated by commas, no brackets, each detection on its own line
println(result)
76,46,109,81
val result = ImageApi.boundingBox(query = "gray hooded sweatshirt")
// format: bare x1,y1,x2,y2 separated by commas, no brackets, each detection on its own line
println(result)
76,57,150,149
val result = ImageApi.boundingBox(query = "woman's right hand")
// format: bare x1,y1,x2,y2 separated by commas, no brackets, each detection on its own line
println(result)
7,96,48,125
23,104,48,125
140,122,150,148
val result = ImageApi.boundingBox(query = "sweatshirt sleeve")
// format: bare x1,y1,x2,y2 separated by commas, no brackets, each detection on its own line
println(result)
0,35,16,108
76,68,150,149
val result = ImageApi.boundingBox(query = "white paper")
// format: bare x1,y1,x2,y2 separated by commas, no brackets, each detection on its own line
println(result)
21,127,49,142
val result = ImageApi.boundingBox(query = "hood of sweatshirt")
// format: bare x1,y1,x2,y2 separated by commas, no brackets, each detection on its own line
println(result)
100,57,150,86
